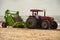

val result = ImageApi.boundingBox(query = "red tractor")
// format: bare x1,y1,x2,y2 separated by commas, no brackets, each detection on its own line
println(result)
26,9,58,29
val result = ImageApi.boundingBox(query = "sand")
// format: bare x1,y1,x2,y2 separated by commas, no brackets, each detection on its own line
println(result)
0,23,60,40
0,28,60,40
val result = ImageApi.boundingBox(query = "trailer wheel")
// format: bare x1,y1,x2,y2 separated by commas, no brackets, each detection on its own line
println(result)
26,17,37,29
50,21,58,29
2,22,7,28
41,20,50,29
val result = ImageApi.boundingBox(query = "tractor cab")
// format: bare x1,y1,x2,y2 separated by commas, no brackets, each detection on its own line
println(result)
30,9,54,22
30,9,45,16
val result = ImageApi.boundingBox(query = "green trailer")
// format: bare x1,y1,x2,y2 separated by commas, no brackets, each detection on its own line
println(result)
2,10,25,28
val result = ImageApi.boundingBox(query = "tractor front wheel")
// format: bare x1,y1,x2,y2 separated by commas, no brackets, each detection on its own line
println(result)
50,21,58,29
2,22,7,28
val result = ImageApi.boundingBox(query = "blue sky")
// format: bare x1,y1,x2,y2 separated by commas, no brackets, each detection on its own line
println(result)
0,0,60,16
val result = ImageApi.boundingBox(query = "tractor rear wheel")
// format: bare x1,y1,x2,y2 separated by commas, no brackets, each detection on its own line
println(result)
26,17,37,29
50,21,58,29
41,20,50,29
2,22,7,28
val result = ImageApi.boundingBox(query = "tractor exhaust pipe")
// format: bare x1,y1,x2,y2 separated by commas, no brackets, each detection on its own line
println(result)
44,9,46,16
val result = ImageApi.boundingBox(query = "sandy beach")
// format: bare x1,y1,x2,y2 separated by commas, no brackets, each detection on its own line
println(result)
0,28,60,40
0,22,60,40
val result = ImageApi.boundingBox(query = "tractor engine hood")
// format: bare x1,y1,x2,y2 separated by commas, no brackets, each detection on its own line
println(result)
40,16,54,21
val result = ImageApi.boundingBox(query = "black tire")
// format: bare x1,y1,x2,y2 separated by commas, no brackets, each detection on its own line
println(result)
41,20,50,29
2,22,7,28
26,17,37,29
50,21,58,29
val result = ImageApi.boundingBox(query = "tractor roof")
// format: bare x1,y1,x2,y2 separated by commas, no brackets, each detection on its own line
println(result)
30,9,43,12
